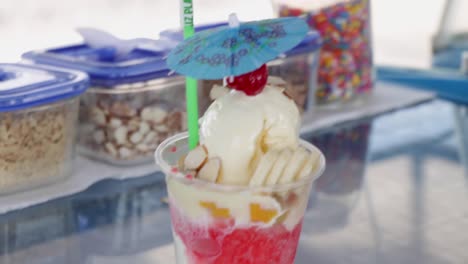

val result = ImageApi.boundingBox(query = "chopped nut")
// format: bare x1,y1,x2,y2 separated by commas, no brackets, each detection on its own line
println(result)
184,145,208,170
143,131,158,144
91,107,107,126
105,142,118,156
138,122,150,135
114,126,128,145
136,144,150,152
127,119,140,132
110,102,136,118
129,132,143,144
141,107,167,123
109,118,123,128
154,125,169,133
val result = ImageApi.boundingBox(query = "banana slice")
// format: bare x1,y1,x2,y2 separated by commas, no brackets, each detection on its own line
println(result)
198,157,221,182
249,151,279,187
278,147,308,184
249,146,264,176
311,149,323,174
265,149,292,185
296,150,321,180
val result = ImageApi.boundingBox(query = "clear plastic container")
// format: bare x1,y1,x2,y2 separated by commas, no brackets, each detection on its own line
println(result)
272,0,374,107
198,30,322,113
268,33,321,112
0,64,89,195
155,132,325,264
78,76,192,166
24,45,211,166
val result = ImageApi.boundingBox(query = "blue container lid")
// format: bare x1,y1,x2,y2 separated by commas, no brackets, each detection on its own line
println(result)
23,45,170,87
23,22,321,87
0,63,89,112
22,25,228,87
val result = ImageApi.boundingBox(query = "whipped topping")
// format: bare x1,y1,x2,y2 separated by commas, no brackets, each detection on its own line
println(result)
200,85,300,186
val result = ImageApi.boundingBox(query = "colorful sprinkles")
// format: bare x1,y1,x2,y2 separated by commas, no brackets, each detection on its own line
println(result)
279,0,373,105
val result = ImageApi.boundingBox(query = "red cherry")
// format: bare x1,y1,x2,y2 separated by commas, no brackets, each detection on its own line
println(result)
226,64,268,96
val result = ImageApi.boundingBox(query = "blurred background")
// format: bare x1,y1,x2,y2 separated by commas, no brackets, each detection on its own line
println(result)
0,0,459,68
0,1,467,263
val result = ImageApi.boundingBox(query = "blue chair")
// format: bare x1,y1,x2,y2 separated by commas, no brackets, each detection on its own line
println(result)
377,66,468,180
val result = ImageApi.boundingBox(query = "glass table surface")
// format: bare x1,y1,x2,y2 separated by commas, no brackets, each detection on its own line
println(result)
0,99,467,264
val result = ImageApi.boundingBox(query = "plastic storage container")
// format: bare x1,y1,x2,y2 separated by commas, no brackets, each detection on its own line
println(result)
199,31,322,113
24,45,211,166
272,0,374,107
268,33,321,112
0,64,89,194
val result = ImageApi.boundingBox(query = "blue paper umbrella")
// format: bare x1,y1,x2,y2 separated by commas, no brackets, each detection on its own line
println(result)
167,15,311,79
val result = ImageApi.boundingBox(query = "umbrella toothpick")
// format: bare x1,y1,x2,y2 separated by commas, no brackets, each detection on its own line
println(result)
167,16,309,91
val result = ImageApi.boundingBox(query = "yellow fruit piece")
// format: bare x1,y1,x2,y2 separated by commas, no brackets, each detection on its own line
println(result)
250,203,278,223
199,201,231,219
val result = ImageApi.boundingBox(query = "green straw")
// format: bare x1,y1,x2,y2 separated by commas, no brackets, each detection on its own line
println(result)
181,0,199,149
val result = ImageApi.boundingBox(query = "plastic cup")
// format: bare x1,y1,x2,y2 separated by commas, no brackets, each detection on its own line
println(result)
155,132,325,264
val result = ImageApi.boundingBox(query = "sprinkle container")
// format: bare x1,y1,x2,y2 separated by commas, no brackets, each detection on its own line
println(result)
272,0,374,107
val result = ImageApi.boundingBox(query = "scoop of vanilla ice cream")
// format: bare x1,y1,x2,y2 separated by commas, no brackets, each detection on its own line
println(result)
199,84,300,186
